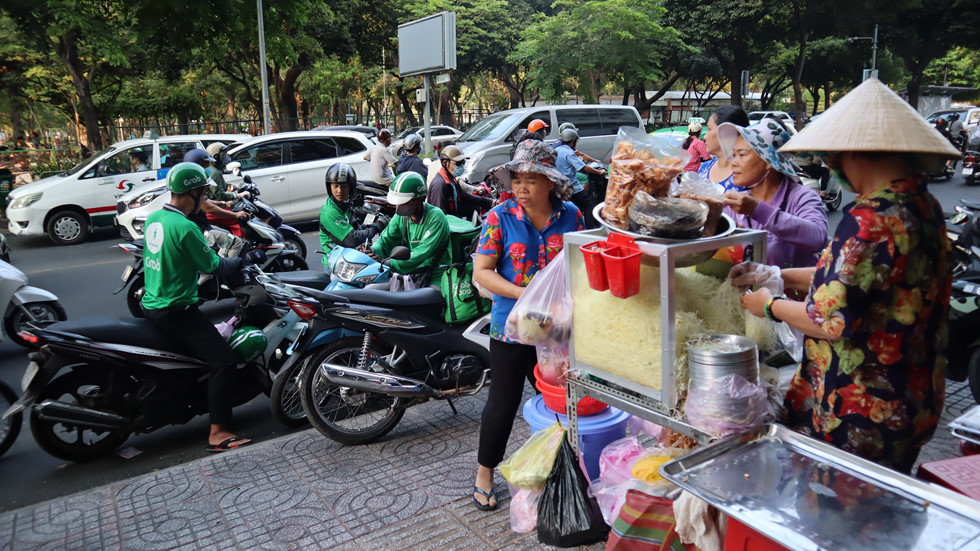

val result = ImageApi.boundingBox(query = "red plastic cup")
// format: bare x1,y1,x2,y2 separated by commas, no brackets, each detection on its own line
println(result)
601,245,642,299
580,242,609,291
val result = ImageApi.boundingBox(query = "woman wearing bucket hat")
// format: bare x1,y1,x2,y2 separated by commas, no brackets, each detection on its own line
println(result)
719,119,828,269
470,139,585,510
733,78,958,473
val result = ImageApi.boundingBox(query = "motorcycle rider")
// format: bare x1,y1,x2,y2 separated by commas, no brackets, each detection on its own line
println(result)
319,163,387,269
427,145,493,221
141,162,264,452
395,134,427,178
182,148,250,232
555,127,605,228
369,172,451,287
364,128,397,187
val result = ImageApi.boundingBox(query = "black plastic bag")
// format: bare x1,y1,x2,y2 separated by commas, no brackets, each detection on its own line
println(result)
536,437,610,547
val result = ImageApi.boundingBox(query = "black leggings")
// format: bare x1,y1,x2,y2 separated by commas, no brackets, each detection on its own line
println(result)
143,304,238,426
478,339,539,468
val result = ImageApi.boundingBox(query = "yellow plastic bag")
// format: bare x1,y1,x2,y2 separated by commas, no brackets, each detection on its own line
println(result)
500,422,566,491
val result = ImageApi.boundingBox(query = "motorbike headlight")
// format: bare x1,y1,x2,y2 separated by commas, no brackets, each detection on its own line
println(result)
353,273,379,284
128,188,166,209
8,192,42,209
333,258,367,282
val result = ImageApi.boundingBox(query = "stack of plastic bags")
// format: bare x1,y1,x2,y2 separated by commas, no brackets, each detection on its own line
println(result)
588,436,687,525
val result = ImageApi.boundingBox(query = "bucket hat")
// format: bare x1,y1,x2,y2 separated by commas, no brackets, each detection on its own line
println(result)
779,78,961,159
718,120,800,181
489,139,574,200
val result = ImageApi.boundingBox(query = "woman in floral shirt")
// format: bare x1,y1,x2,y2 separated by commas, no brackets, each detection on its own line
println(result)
735,79,959,473
470,140,585,510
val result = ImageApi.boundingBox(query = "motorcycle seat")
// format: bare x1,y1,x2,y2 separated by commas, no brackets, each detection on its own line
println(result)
44,316,196,357
302,287,444,308
274,270,331,290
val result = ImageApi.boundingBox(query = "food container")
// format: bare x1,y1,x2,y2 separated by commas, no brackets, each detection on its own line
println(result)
688,335,759,386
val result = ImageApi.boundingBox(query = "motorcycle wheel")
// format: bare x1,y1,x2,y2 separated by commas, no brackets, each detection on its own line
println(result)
126,274,146,318
827,190,843,211
299,337,405,445
969,349,980,403
5,301,67,347
269,254,308,272
269,359,308,427
0,381,22,458
284,236,307,260
30,370,131,461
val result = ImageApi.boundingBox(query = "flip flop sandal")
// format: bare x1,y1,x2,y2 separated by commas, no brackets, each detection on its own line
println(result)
206,436,252,452
472,485,497,511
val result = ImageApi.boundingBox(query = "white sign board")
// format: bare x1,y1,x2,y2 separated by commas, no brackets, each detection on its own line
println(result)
398,12,457,77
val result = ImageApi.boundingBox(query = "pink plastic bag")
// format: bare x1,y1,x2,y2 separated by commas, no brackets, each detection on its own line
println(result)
536,344,570,386
508,484,541,533
598,436,645,486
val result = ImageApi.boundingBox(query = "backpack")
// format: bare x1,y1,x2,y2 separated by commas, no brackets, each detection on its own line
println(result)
440,215,491,324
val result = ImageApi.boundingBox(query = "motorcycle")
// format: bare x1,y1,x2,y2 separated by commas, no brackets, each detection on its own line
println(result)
275,246,392,293
220,179,307,267
274,246,493,446
1,265,309,461
0,259,67,347
797,164,843,211
0,379,20,458
963,150,978,185
945,205,980,403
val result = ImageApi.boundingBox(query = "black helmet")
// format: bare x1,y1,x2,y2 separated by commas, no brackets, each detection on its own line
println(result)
182,148,216,165
325,163,357,191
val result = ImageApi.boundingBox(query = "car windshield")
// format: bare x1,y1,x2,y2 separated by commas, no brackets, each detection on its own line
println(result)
458,114,518,142
395,127,421,139
64,146,115,176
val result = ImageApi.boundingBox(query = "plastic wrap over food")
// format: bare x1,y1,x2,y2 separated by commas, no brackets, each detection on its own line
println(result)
602,128,685,229
673,172,726,236
628,192,708,238
684,374,775,437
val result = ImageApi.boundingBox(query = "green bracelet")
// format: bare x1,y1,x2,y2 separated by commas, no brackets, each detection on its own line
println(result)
764,294,786,321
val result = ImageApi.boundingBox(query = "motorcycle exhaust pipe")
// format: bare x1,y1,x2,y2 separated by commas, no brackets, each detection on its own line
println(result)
33,400,131,431
320,363,440,398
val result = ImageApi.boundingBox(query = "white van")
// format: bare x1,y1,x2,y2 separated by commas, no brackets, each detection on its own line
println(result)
455,105,643,183
6,133,249,245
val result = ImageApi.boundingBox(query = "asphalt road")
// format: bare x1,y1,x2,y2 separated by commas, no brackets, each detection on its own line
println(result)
0,173,977,511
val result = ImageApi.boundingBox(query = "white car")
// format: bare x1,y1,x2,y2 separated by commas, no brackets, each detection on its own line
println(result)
389,125,462,156
115,130,373,240
748,110,796,127
6,133,249,245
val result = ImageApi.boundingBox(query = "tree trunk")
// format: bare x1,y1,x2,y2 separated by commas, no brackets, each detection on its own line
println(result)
792,32,808,131
50,32,103,151
633,73,682,114
9,97,24,142
275,64,304,131
906,67,925,109
225,91,236,119
393,82,419,126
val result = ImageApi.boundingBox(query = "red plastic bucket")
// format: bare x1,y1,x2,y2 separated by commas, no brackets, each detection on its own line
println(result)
601,246,642,299
580,242,609,291
534,365,608,416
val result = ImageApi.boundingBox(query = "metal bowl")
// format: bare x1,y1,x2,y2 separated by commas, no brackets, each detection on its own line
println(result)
592,203,737,267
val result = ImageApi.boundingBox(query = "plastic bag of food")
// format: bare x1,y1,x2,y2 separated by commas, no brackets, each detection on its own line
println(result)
628,192,708,238
684,374,775,437
508,484,542,533
673,172,726,236
602,128,685,229
589,446,685,526
505,250,572,346
500,422,566,491
537,344,570,386
598,436,645,486
537,437,609,546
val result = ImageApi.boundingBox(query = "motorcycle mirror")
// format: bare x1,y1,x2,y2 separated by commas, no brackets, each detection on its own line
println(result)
389,246,411,262
226,161,242,175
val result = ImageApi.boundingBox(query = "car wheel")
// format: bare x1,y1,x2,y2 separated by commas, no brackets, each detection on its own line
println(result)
46,210,90,246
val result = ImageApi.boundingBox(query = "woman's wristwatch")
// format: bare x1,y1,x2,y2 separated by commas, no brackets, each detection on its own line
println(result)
764,294,786,322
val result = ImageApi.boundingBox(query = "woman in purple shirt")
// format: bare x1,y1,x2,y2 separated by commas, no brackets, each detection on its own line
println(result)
718,119,828,269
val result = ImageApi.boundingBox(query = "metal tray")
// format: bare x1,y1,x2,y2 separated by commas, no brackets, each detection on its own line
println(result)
951,405,980,446
592,202,735,243
660,424,980,551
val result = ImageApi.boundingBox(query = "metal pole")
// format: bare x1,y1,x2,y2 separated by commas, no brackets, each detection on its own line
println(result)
872,24,878,73
257,0,271,135
423,75,432,154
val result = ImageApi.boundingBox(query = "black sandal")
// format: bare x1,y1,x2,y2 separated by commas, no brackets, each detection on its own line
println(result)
472,485,497,511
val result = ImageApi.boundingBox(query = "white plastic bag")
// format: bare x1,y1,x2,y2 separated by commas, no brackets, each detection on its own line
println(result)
504,250,571,346
685,374,774,437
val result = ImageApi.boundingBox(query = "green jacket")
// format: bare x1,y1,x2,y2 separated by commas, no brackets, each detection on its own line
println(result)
319,199,358,267
372,203,451,281
141,205,220,310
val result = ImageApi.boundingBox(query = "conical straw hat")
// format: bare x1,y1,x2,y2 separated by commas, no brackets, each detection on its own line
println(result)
779,78,961,159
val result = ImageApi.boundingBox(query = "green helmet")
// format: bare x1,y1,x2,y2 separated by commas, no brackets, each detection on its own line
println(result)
387,172,427,205
228,326,267,363
167,162,209,194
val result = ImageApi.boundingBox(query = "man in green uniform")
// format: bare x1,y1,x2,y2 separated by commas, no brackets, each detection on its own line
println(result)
370,172,451,287
318,163,387,270
141,162,263,452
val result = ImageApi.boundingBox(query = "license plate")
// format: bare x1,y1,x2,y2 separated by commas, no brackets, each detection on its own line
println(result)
21,361,39,392
121,264,134,282
364,213,377,225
